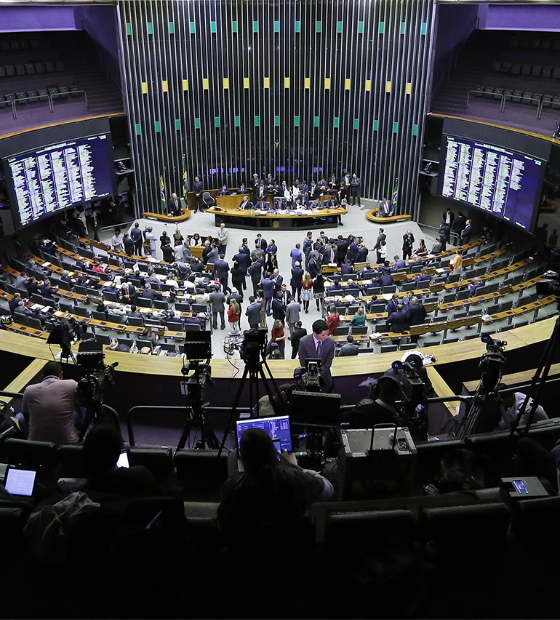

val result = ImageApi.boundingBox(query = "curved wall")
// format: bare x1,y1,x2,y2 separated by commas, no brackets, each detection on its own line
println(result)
117,0,436,216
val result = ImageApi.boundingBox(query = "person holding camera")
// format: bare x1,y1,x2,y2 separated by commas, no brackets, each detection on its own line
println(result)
298,319,335,390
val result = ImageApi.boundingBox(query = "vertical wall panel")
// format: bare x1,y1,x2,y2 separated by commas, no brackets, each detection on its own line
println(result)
117,0,436,215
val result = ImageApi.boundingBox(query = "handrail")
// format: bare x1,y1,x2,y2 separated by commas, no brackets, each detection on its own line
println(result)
466,89,544,119
10,90,89,120
51,89,88,111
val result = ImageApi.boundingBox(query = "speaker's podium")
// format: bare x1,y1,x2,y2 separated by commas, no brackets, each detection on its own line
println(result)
337,426,417,500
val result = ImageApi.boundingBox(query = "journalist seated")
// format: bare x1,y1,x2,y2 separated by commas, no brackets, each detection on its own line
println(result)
83,424,164,498
218,428,333,532
349,375,408,429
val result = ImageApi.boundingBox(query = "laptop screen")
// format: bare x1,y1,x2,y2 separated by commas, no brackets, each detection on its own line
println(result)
5,468,36,496
236,415,293,454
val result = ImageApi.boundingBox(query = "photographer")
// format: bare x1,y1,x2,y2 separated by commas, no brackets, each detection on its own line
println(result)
350,375,408,429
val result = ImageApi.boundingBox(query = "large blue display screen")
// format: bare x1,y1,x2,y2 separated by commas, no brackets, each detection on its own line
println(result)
438,134,545,232
5,133,114,229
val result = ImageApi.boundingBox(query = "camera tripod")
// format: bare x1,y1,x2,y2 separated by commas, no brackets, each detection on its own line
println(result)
177,360,219,450
217,347,285,457
510,312,560,436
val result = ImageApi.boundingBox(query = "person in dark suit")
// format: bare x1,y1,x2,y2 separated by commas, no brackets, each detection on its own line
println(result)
218,185,230,196
336,235,349,265
290,262,304,302
298,319,335,390
234,248,251,275
468,277,483,297
460,220,472,245
291,321,307,359
350,173,361,206
213,255,230,294
254,181,268,202
340,260,353,276
209,285,227,330
338,335,359,357
40,279,58,299
443,208,454,228
379,198,393,217
255,234,267,252
355,243,369,264
440,221,451,244
406,296,427,343
387,304,409,334
169,193,182,216
260,272,275,315
239,196,253,210
386,293,400,317
193,177,203,213
162,241,175,263
402,230,415,261
350,376,407,429
378,271,394,287
272,292,286,324
453,211,466,246
308,256,321,279
251,174,261,199
323,244,338,265
249,259,262,296
130,222,143,256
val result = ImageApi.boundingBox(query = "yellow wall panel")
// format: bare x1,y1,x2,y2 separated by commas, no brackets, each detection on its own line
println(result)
141,82,148,94
162,80,168,93
264,77,270,88
223,78,229,89
305,77,310,89
284,77,290,89
325,77,331,89
244,77,250,89
203,78,209,90
182,79,188,91
406,82,412,95
365,80,371,92
386,81,391,93
345,79,351,90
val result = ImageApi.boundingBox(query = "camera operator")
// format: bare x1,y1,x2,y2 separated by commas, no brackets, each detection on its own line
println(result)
17,361,84,444
497,383,548,431
349,375,407,429
298,319,335,391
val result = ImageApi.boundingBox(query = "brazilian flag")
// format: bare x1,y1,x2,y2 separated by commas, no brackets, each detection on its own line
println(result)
392,178,398,213
182,155,189,198
160,175,167,212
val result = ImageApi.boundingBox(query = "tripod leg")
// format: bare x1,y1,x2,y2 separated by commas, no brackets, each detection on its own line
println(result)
217,365,251,457
177,414,195,451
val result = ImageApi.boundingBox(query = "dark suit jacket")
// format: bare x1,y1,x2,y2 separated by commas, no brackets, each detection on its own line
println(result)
386,299,399,316
249,262,262,282
233,253,251,274
308,259,320,279
272,298,286,321
340,263,353,275
407,303,427,326
461,225,472,243
193,181,203,196
374,234,386,250
213,260,230,280
443,211,455,226
290,268,304,287
255,238,268,251
291,327,307,354
298,334,335,389
355,248,368,263
336,240,349,259
379,273,394,287
387,310,410,333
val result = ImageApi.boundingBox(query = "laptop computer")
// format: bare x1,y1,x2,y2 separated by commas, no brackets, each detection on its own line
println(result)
235,415,294,471
4,467,36,497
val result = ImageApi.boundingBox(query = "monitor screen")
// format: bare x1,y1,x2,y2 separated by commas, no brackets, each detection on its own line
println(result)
236,415,293,453
438,134,546,233
4,132,114,230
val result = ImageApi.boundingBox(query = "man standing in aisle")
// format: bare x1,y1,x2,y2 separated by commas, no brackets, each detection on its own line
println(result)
217,223,228,255
298,319,335,391
193,176,203,213
350,172,361,207
209,285,227,330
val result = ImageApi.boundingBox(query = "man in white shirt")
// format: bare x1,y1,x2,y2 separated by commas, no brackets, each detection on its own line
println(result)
217,223,228,255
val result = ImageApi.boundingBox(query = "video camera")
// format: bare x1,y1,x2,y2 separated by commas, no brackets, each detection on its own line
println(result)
293,358,323,392
75,341,118,409
241,328,267,371
479,334,507,391
536,270,560,299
